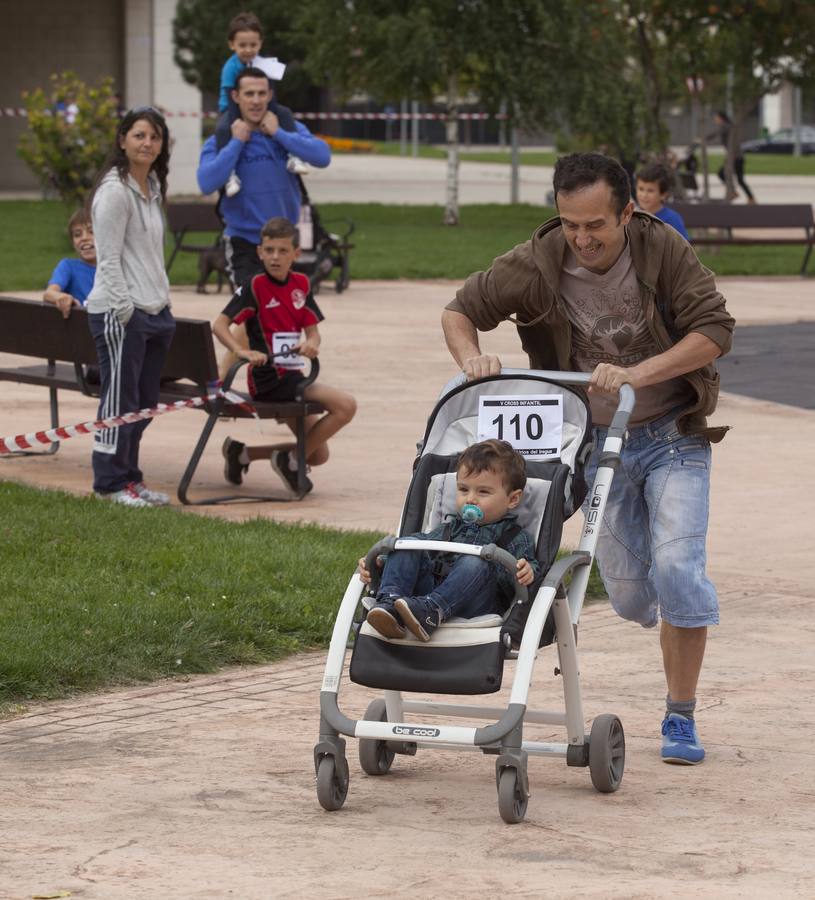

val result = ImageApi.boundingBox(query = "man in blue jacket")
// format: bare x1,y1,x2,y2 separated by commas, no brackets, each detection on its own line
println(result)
196,67,331,291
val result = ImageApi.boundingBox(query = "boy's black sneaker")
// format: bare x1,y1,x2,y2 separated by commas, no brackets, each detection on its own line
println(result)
222,437,248,485
394,597,443,642
366,602,406,639
270,450,313,495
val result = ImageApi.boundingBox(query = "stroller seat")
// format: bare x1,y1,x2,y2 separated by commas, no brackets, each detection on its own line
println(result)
349,448,582,694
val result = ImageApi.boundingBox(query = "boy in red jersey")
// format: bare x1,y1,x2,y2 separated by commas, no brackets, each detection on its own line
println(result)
212,217,356,494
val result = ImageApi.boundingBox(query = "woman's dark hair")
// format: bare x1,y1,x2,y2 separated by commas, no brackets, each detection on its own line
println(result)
715,110,731,125
89,107,171,206
553,152,633,219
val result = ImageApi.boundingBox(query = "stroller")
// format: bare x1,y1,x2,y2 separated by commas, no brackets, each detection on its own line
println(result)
314,369,634,823
292,175,354,295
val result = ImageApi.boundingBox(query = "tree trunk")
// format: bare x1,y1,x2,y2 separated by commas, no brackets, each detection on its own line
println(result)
634,15,666,153
443,72,460,226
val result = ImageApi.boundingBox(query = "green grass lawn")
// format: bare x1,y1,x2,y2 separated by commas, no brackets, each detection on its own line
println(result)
0,481,380,708
0,480,607,709
0,199,811,290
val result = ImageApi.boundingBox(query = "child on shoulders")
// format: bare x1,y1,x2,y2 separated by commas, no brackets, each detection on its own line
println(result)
216,10,307,198
358,440,541,642
212,216,356,495
43,208,97,318
635,161,690,241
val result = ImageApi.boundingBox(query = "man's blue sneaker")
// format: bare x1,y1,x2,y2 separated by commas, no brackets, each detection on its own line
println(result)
394,596,443,642
661,713,705,765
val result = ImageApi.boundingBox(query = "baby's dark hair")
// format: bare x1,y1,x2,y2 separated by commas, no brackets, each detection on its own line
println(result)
228,12,262,39
67,208,92,237
636,161,673,195
261,216,299,247
457,439,526,493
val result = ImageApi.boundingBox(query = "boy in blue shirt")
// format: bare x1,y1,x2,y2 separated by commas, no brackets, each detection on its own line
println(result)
43,208,97,318
216,11,305,197
635,162,690,241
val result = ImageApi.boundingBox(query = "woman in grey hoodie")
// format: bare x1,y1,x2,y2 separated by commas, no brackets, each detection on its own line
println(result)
86,107,177,507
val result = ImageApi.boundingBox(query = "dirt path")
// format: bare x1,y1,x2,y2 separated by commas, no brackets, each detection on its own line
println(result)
1,278,814,899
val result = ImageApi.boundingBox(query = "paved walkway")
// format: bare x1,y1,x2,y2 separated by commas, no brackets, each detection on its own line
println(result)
1,276,814,898
306,153,815,207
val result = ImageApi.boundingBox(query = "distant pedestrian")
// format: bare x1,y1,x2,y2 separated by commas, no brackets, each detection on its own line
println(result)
712,111,756,204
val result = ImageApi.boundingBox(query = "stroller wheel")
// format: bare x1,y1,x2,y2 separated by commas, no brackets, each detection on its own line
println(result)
316,754,349,811
358,698,396,776
588,714,625,793
497,767,528,824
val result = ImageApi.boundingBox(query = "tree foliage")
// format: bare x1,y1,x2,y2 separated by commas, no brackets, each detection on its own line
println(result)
16,71,119,208
290,0,570,222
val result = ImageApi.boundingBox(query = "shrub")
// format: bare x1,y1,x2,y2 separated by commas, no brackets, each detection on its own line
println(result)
17,71,120,207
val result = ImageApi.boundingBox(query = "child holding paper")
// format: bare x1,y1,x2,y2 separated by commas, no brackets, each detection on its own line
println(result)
212,216,356,494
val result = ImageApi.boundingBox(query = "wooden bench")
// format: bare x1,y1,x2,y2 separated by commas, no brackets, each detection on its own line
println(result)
671,202,815,276
165,201,355,294
0,296,324,504
165,202,223,274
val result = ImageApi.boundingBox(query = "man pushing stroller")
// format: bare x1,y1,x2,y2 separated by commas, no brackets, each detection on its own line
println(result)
359,440,541,642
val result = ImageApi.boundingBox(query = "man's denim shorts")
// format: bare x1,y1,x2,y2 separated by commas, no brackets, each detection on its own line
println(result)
583,406,719,629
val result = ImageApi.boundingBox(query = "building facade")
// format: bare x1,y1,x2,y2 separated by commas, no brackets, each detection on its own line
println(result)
0,0,201,194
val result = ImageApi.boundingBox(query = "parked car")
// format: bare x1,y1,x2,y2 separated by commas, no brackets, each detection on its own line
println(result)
741,126,815,155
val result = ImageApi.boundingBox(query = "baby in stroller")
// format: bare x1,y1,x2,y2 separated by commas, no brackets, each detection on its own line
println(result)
358,439,541,642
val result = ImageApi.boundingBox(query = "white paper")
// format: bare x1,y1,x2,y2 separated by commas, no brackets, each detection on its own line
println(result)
477,394,563,459
272,332,304,370
252,56,287,81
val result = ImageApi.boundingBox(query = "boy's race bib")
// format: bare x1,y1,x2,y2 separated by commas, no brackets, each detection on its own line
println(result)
272,332,305,370
477,394,563,459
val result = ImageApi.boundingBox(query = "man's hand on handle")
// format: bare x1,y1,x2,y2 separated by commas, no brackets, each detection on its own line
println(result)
462,354,502,381
588,362,633,397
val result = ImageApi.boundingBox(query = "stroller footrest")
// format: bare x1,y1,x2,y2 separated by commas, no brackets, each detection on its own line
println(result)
350,625,504,695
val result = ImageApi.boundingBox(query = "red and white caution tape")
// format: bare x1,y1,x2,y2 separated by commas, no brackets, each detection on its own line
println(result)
0,388,250,456
1,107,505,121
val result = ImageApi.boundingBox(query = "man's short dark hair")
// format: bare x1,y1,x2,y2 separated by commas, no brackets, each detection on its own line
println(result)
234,66,272,93
636,161,673,195
457,439,526,493
228,12,263,40
261,216,299,247
553,153,632,219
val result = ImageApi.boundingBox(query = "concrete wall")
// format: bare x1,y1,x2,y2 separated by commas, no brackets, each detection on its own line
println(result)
0,1,124,192
125,0,201,195
1,0,201,195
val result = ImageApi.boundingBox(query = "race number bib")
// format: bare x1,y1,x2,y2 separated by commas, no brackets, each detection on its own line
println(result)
477,395,563,459
272,332,305,370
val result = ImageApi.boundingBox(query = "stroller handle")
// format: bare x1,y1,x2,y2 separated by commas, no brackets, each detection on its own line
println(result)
442,368,636,437
500,368,636,437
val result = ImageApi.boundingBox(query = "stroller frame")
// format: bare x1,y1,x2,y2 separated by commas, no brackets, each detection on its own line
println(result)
314,370,635,823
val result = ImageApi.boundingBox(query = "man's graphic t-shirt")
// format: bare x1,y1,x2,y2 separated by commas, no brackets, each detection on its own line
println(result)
560,241,693,426
221,271,320,397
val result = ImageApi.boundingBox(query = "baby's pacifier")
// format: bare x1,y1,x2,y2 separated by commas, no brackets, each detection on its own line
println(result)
461,503,484,523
